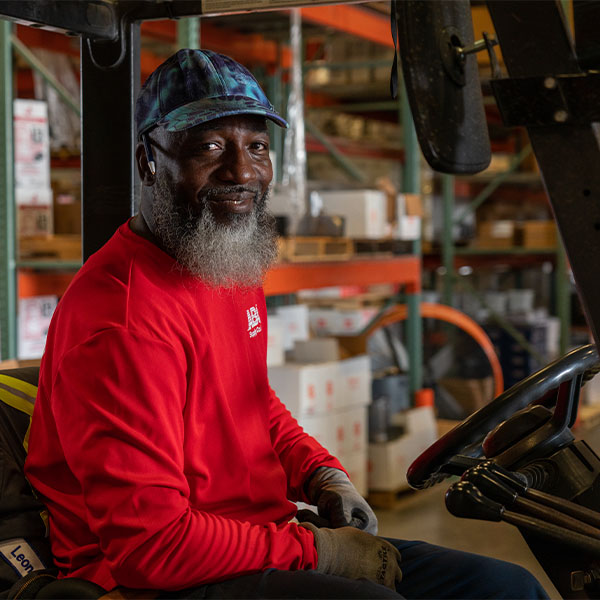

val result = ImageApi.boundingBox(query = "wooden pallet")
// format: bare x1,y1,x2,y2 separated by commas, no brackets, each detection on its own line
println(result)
353,238,412,257
19,235,82,261
367,487,416,510
281,236,353,262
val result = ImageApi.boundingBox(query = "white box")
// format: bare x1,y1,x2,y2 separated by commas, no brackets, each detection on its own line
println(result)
309,308,339,336
317,189,387,239
275,304,309,351
14,99,50,189
368,407,438,492
266,315,285,367
292,338,339,363
268,361,339,418
396,215,421,241
342,450,368,498
15,186,53,207
297,412,336,454
309,307,378,336
18,295,57,360
335,308,378,335
333,406,368,458
339,355,371,408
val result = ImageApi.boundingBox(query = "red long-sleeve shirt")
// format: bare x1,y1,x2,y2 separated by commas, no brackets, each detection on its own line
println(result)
24,221,343,592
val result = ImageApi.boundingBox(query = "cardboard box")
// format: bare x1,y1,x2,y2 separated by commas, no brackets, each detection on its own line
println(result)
297,412,336,454
308,308,338,336
17,205,53,238
342,450,368,498
396,193,423,218
368,407,438,492
53,199,81,235
334,406,368,457
396,215,421,241
317,190,388,239
521,220,558,249
438,377,494,415
475,220,516,249
18,295,57,360
275,304,309,351
268,361,338,418
292,338,339,364
266,316,285,367
339,355,371,409
14,99,50,189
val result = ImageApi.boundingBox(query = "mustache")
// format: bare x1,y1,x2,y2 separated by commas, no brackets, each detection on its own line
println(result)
201,186,261,199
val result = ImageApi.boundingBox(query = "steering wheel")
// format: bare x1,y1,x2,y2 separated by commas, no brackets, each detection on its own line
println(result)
407,344,600,490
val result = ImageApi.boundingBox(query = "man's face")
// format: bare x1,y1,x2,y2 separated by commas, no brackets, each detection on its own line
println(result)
147,114,279,288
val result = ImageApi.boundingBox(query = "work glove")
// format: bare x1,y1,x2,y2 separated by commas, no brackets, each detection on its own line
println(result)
306,466,378,534
300,522,402,590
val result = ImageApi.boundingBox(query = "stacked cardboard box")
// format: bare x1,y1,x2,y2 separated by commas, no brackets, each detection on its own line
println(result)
268,342,371,497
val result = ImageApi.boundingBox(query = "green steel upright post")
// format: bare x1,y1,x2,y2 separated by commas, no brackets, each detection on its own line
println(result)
0,20,15,360
441,174,455,306
177,17,200,49
401,88,423,397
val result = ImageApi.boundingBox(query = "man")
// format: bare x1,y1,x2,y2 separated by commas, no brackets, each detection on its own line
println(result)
25,49,547,599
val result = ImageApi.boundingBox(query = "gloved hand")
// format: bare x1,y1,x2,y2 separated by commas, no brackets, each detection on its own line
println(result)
300,522,402,590
306,467,378,534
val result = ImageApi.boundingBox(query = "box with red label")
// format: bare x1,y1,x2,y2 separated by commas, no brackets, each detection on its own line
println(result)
316,189,387,239
266,315,285,367
341,450,368,498
275,304,309,351
268,361,339,418
309,307,378,336
339,355,371,409
331,406,368,458
297,412,336,454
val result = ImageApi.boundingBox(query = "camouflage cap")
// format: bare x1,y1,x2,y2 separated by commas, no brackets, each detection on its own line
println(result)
135,49,288,139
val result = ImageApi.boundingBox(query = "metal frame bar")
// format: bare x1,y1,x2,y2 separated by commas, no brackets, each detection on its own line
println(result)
80,21,141,260
0,20,15,360
401,85,423,397
486,1,589,350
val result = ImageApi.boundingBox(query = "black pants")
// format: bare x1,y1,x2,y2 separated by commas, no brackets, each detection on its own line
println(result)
158,539,549,599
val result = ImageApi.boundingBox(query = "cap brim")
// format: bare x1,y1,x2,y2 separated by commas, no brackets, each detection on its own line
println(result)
157,96,289,131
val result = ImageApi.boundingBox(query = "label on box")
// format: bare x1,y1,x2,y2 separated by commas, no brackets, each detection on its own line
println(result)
18,295,57,359
14,99,50,189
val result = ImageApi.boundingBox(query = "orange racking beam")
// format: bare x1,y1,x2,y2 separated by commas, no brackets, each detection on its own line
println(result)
141,20,291,68
300,5,393,48
264,256,420,296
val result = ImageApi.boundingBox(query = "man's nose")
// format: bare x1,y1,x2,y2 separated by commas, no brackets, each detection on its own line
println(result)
216,147,256,185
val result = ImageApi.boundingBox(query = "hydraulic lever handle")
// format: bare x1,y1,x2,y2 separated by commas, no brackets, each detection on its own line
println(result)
463,464,600,538
479,460,600,529
446,481,600,558
445,481,504,521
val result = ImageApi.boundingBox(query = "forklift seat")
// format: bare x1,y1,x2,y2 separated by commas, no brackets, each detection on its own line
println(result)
0,367,105,599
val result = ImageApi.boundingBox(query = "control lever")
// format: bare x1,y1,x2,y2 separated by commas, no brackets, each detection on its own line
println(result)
445,481,504,521
446,481,600,558
480,460,600,529
462,465,600,539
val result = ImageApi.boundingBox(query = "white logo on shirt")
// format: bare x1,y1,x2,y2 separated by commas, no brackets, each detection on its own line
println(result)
247,304,262,338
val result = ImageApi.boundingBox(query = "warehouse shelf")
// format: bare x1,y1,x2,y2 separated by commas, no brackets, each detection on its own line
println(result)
455,247,557,256
264,256,421,297
16,260,81,270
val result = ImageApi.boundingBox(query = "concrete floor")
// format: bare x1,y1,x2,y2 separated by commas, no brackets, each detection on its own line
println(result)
375,484,560,598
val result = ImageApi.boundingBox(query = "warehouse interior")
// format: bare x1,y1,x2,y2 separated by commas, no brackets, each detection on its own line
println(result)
1,1,600,598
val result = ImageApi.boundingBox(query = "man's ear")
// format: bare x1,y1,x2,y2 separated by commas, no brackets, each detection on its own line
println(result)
136,142,155,185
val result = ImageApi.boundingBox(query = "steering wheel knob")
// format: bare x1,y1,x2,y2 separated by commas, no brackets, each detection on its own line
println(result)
482,405,553,458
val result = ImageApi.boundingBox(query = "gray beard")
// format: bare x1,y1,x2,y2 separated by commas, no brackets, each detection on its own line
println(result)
150,176,278,289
